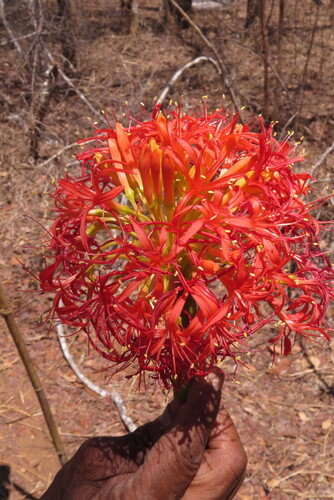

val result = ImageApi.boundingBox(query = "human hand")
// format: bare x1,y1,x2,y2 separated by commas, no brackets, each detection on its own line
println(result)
41,369,247,500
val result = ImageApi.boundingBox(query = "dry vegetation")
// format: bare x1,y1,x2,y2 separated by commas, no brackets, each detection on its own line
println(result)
0,0,333,498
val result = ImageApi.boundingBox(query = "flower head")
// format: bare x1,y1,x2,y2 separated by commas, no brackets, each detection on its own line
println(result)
40,105,334,388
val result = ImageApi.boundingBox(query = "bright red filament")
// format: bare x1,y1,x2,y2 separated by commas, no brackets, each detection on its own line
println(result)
39,106,334,388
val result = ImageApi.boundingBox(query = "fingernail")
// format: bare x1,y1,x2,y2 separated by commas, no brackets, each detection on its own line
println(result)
206,367,224,391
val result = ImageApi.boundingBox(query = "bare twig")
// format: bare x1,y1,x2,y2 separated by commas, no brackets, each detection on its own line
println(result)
27,0,47,160
277,0,285,82
0,0,24,56
274,0,285,118
313,140,334,172
0,283,68,465
260,0,270,117
36,139,96,169
30,63,58,159
267,58,291,105
229,40,293,109
278,112,297,141
168,0,241,112
28,0,45,95
57,67,101,118
46,49,101,118
157,56,221,104
0,31,37,46
298,337,334,396
56,0,77,73
294,3,320,130
245,0,261,29
56,322,137,433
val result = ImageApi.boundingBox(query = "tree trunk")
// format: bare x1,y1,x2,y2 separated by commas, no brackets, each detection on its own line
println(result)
168,0,192,29
57,0,76,73
245,0,261,29
121,0,139,34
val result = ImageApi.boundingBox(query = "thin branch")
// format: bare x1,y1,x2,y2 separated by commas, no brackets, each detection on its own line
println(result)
56,0,77,73
299,337,334,396
294,3,320,130
313,140,334,172
168,0,241,112
278,112,297,141
260,0,270,117
28,0,45,138
277,0,285,81
267,58,291,104
227,39,293,109
0,283,68,466
56,322,137,433
157,56,221,104
30,63,58,160
0,0,24,56
45,49,101,118
36,139,96,169
0,31,37,46
57,68,101,118
274,0,285,117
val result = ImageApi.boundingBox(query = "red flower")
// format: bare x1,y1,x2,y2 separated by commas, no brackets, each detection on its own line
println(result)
39,105,334,388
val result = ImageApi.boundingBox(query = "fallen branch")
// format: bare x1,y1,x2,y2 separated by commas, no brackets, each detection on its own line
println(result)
0,283,68,466
56,322,137,433
168,0,241,112
157,56,221,104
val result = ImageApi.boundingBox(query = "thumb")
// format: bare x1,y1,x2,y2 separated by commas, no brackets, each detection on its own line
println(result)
126,370,224,500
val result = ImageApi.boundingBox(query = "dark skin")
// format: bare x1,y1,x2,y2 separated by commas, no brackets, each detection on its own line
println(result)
42,369,247,500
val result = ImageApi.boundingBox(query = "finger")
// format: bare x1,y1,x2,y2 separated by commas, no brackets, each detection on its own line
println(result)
122,371,224,500
132,396,183,449
182,404,247,500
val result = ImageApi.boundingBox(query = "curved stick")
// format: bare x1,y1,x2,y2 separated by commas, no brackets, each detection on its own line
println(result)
157,56,221,105
168,0,241,112
56,323,137,433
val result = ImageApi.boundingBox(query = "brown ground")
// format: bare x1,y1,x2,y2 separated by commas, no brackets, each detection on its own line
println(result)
0,1,334,499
